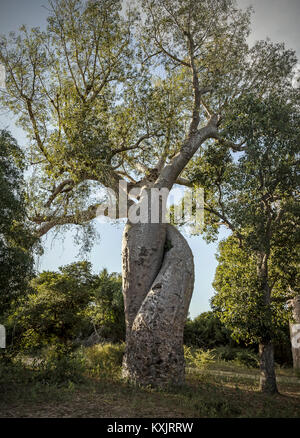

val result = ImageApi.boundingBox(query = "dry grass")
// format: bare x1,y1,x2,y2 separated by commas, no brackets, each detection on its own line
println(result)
1,363,300,418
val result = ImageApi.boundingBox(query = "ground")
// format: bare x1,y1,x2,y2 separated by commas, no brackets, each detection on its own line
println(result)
1,361,300,418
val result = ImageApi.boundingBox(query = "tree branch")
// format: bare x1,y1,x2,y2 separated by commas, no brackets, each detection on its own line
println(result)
175,177,193,187
156,115,219,190
32,203,100,236
215,134,247,152
44,179,74,208
204,203,243,245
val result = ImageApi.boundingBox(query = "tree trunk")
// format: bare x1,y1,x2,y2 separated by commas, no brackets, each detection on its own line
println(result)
289,296,300,371
122,222,194,387
259,342,278,394
257,252,278,394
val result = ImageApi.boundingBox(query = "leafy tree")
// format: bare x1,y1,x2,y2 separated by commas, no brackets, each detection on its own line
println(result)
0,0,298,386
191,91,299,393
89,269,125,343
184,311,235,349
10,261,94,352
0,130,35,323
212,237,294,363
10,263,124,352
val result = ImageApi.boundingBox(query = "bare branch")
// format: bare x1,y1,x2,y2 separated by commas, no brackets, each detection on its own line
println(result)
186,30,201,135
215,134,247,152
175,177,193,187
44,179,74,208
204,203,244,245
34,203,100,237
156,115,219,190
110,132,163,158
25,98,51,162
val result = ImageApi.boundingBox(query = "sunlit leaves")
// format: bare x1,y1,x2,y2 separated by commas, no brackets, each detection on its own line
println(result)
212,237,292,345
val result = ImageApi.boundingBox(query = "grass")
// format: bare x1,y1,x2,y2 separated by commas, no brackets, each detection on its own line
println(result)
1,345,300,418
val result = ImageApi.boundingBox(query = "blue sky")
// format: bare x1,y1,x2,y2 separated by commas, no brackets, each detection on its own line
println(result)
0,0,299,318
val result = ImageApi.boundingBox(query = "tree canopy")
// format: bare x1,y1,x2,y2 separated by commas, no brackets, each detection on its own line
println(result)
0,0,297,238
193,89,299,393
9,262,124,352
212,236,294,346
0,130,36,320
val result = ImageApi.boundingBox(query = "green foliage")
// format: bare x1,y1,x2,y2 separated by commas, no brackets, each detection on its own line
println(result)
184,346,215,370
85,343,125,379
234,350,259,369
88,269,125,343
10,261,94,352
1,0,296,243
212,237,292,345
184,344,259,370
212,346,259,368
36,345,86,386
184,311,234,349
213,345,238,362
0,130,36,327
186,88,299,375
0,355,29,384
9,263,125,353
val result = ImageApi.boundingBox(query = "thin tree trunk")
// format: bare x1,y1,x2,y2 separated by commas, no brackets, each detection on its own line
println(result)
257,252,278,394
122,222,194,386
259,341,278,394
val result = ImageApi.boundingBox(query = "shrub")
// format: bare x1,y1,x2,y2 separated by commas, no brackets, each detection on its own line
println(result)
184,312,234,349
294,368,300,379
84,342,125,379
214,345,259,368
0,355,32,386
214,345,237,362
234,350,259,368
184,346,215,370
35,345,86,386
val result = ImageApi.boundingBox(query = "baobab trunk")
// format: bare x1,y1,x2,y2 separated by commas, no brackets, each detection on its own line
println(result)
122,222,194,386
289,296,300,371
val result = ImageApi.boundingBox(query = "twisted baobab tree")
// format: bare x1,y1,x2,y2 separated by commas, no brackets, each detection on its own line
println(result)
0,0,297,388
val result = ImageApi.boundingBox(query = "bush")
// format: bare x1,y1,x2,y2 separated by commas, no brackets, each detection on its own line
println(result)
84,342,125,379
0,355,32,386
35,345,86,386
184,312,235,349
184,346,215,370
214,345,237,362
235,350,259,368
214,345,259,368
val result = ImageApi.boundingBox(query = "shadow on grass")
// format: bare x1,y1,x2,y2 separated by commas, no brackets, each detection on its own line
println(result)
1,361,300,418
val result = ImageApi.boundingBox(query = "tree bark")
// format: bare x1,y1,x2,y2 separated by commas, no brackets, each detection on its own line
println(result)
259,342,278,394
257,252,278,394
289,296,300,371
122,222,194,386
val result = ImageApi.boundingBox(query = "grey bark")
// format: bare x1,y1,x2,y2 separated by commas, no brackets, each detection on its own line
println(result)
289,296,300,370
118,121,217,387
122,223,194,386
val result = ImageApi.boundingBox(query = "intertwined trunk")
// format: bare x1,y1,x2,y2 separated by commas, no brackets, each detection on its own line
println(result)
118,119,217,386
121,222,194,386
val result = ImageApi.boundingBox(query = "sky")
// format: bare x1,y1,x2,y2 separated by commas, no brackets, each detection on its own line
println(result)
0,0,299,318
